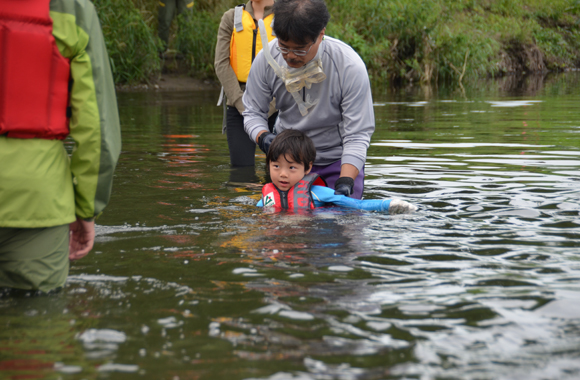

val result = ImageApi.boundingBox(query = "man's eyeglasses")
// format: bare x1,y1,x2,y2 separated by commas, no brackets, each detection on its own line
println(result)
276,42,314,57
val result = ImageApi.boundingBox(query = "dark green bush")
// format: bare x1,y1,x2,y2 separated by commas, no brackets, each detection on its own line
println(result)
95,0,580,85
94,0,161,84
176,10,220,78
327,0,580,84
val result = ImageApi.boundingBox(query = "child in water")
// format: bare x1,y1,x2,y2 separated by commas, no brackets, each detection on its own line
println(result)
257,129,417,213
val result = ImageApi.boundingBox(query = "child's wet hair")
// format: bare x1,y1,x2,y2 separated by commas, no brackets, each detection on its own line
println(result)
266,129,316,171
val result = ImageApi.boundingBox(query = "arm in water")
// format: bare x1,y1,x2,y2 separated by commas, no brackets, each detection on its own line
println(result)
311,186,417,212
256,186,417,214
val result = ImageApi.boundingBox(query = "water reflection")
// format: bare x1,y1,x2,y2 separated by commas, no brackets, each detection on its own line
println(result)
1,75,579,380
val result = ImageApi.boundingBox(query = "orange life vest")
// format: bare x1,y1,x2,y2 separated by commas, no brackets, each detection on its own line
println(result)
229,6,275,83
261,173,327,210
0,0,70,140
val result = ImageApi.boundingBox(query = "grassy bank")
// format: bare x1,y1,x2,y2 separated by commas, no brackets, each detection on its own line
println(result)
94,0,580,86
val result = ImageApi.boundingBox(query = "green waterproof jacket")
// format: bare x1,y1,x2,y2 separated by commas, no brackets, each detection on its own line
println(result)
0,0,121,228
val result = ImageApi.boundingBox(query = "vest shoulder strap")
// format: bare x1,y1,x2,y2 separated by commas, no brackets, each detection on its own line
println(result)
233,5,245,32
288,173,320,210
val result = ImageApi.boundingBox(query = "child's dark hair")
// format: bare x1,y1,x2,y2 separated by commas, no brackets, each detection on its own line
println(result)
266,129,316,171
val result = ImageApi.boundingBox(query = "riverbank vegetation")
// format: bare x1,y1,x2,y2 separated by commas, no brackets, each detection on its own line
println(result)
93,0,580,86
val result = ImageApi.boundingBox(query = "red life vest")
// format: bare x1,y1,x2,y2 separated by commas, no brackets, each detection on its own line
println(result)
262,173,327,211
0,0,71,140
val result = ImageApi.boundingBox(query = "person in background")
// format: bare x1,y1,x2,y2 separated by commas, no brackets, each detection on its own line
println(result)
0,0,121,294
257,130,416,214
215,0,277,168
158,0,194,53
243,0,375,199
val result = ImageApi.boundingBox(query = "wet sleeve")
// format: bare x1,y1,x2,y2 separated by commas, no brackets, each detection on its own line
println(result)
52,0,122,219
311,186,390,211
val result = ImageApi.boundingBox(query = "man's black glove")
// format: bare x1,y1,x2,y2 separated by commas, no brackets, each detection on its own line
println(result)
334,177,355,197
258,132,275,155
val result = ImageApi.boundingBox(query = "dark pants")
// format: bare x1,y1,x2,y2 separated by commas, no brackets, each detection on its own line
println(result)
158,0,193,49
226,106,277,167
0,225,69,293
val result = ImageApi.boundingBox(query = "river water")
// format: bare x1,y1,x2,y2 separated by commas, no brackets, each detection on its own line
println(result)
1,73,579,380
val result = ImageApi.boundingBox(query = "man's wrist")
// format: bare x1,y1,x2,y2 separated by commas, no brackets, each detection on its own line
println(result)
256,130,267,144
258,132,275,154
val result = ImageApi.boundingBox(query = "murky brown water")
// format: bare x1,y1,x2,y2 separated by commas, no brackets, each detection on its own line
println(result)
1,73,579,380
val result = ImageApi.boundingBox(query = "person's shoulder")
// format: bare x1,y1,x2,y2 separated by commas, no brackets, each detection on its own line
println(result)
322,36,366,69
50,0,99,28
324,37,363,59
50,0,95,12
324,36,352,48
323,36,358,54
223,7,237,17
219,7,236,22
50,0,103,22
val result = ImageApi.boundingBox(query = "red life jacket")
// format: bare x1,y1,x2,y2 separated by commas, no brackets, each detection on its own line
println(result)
0,0,71,140
262,173,327,211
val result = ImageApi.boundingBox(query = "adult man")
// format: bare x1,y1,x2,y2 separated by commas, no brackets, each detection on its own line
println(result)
242,0,375,199
158,0,194,52
0,0,121,293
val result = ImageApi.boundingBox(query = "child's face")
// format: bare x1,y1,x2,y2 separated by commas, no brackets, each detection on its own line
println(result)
269,154,312,191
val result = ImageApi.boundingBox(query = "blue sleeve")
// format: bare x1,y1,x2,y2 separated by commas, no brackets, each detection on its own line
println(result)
257,186,392,211
311,186,391,212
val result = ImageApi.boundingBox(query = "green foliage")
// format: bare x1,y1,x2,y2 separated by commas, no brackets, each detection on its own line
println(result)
329,0,444,82
327,0,580,84
435,21,501,80
130,0,160,30
535,28,569,57
486,0,524,17
176,11,220,78
94,0,161,84
95,0,580,85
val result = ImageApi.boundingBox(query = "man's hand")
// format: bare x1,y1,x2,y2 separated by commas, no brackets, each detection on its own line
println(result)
69,218,95,260
334,177,355,197
258,132,275,155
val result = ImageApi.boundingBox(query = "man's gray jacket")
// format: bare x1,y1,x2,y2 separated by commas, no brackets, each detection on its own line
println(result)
243,36,375,171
